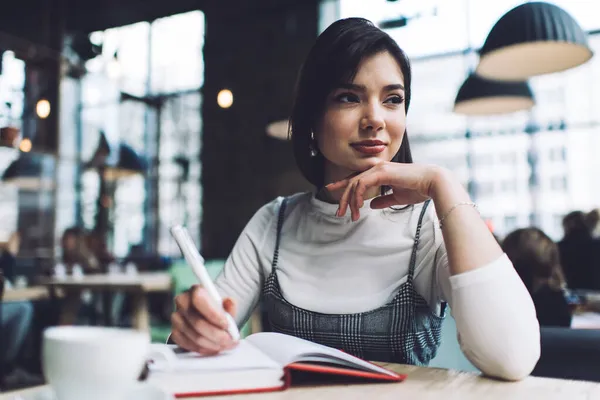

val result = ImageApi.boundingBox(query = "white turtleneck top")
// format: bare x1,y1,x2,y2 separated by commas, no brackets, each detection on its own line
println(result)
214,192,540,380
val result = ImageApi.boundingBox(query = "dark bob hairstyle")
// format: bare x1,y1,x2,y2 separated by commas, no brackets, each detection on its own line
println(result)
290,17,413,188
502,228,566,292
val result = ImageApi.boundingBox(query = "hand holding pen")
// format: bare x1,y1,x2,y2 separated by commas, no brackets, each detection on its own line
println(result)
170,225,240,355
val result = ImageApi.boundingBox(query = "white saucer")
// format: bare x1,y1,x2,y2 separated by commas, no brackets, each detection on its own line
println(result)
15,382,173,400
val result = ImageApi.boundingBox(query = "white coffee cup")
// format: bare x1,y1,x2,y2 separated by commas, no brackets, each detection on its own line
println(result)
42,326,171,400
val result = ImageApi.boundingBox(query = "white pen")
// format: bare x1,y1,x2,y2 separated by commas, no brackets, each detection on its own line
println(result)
170,225,241,341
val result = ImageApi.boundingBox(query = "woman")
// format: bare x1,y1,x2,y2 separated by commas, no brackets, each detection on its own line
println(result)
171,18,540,380
503,228,572,327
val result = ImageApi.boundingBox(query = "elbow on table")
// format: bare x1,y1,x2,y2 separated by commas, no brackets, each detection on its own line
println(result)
492,346,540,381
462,330,541,381
477,340,540,381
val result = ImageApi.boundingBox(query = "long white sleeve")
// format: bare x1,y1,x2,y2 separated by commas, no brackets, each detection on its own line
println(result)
214,198,280,326
436,251,541,380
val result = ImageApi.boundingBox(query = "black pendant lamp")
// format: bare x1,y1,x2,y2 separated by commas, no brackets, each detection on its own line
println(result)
476,2,593,81
85,131,146,181
1,153,54,190
103,142,146,181
454,73,535,115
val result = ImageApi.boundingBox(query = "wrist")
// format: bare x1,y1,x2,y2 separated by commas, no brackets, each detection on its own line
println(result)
429,167,470,206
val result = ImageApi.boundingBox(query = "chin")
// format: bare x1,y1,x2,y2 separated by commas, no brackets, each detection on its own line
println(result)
350,157,387,172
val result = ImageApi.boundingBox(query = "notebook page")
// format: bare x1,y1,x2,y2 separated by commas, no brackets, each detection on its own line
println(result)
149,340,281,372
246,332,396,377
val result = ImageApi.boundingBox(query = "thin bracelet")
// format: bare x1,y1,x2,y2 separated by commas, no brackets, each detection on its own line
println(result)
439,201,479,229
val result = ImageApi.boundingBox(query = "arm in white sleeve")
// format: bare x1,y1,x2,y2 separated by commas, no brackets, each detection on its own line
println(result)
436,249,541,381
214,199,279,327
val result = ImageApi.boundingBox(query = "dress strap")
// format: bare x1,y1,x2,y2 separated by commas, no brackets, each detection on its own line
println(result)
408,200,431,281
271,197,288,270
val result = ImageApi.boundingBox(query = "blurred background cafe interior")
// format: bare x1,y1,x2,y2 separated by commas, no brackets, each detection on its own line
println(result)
1,0,600,392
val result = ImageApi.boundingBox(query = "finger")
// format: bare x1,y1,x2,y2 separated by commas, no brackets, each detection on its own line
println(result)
351,182,361,222
174,291,192,312
171,330,219,356
370,190,425,209
170,329,202,353
354,175,374,210
223,341,240,351
370,193,399,209
223,298,237,317
171,312,221,353
189,286,229,329
338,179,355,217
353,177,370,215
183,309,235,347
325,178,350,192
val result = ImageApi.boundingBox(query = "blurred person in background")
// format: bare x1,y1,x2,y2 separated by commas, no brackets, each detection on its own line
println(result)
503,228,572,327
61,227,100,274
558,211,600,291
60,227,103,325
0,232,21,284
586,208,600,239
0,234,41,389
84,229,115,270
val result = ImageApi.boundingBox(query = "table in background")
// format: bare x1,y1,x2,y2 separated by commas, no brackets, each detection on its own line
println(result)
2,286,50,303
3,364,600,400
572,311,600,329
38,272,172,332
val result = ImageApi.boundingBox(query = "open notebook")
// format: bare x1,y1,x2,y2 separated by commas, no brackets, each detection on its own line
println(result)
146,332,405,398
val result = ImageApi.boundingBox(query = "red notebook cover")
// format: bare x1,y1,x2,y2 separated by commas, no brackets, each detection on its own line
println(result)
173,362,406,398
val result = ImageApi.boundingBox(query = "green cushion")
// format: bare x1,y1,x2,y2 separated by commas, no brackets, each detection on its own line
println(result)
150,325,173,344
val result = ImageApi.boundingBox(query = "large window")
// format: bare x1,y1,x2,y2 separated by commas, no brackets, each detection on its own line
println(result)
55,11,205,258
339,0,600,239
0,51,26,241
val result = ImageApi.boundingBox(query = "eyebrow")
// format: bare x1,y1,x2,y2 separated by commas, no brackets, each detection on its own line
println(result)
336,83,405,92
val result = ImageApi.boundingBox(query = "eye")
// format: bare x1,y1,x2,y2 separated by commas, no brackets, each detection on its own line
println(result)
384,95,404,105
334,92,360,103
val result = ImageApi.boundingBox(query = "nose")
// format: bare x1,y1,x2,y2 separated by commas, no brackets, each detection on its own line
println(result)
360,103,385,132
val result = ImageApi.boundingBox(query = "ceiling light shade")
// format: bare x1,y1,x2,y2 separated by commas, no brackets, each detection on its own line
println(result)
266,119,290,140
477,2,593,81
103,143,147,181
1,153,54,190
454,73,534,115
85,131,146,181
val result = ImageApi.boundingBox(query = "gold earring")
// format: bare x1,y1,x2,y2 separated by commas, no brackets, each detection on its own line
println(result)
309,131,318,157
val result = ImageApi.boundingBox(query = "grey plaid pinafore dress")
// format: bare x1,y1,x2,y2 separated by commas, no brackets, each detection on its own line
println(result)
261,198,446,365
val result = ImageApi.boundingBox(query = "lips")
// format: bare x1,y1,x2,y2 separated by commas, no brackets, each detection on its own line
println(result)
350,140,387,155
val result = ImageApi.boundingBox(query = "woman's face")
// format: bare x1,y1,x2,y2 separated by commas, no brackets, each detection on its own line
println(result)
316,51,406,184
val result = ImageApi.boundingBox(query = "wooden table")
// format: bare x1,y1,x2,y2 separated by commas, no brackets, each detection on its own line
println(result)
2,286,50,302
38,272,172,332
3,364,600,400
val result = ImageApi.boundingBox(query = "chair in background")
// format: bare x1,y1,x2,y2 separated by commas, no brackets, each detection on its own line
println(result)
532,327,600,382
